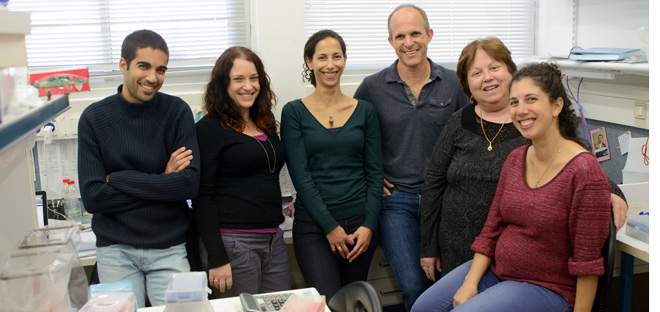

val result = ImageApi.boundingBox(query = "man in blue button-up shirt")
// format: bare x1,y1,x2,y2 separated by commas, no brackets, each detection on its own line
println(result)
354,4,469,310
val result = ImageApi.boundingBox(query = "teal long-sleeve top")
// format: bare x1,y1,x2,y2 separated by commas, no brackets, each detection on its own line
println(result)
281,99,383,234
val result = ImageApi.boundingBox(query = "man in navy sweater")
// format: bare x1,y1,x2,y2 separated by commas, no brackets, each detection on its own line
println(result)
77,29,200,307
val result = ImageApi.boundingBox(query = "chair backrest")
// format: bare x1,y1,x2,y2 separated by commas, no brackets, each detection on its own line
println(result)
592,219,617,312
328,281,383,312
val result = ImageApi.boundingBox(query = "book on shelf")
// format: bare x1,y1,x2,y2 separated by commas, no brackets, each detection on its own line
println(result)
569,48,642,62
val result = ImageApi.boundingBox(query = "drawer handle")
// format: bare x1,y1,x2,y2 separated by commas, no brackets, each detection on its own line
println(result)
380,290,402,296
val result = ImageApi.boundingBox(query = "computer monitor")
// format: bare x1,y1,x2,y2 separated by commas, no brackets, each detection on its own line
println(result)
35,191,48,227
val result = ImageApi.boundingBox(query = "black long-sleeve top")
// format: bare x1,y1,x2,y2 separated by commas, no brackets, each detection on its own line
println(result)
78,86,200,248
193,115,285,268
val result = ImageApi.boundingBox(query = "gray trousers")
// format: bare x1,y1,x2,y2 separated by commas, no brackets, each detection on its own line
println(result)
215,230,291,297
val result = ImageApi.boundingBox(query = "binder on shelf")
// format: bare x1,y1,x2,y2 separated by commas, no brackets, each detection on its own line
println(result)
569,48,642,62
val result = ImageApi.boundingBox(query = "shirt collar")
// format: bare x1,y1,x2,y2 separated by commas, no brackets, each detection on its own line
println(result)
384,58,445,84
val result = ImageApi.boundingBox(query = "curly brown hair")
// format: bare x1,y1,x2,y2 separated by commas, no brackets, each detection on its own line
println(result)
204,46,277,135
511,63,584,146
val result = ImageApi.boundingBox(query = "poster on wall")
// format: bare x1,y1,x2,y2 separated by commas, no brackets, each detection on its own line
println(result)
28,68,90,98
590,127,611,162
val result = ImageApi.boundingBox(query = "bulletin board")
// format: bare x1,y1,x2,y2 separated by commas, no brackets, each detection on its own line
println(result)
583,119,649,184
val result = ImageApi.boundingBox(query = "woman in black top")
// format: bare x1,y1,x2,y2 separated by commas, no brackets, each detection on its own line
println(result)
194,47,289,297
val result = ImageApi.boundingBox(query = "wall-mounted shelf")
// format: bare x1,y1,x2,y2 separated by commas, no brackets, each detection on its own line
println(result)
0,95,70,154
524,58,649,80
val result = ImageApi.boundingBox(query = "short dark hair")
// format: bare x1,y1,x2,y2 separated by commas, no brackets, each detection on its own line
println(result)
456,37,517,100
121,29,169,67
204,46,277,135
387,4,430,37
510,63,583,145
302,29,346,87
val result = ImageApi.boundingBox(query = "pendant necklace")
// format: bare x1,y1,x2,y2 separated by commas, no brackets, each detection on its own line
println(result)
533,149,560,188
478,107,505,152
253,136,277,174
329,115,335,128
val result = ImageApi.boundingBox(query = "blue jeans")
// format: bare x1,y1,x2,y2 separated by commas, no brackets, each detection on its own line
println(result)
411,260,570,312
96,243,190,308
379,190,428,310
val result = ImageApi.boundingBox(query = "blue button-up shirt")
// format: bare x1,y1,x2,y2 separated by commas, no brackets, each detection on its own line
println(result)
354,59,469,193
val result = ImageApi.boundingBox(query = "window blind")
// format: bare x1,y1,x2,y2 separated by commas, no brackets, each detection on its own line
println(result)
304,0,536,70
8,0,249,70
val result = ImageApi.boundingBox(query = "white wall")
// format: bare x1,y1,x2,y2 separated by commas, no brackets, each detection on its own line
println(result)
250,0,308,119
576,0,649,54
535,0,649,129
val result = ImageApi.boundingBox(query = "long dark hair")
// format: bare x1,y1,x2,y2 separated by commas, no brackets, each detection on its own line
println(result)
204,46,277,135
510,63,584,146
302,29,347,86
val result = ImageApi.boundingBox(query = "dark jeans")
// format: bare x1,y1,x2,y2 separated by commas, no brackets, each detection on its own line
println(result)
293,215,377,300
379,189,429,310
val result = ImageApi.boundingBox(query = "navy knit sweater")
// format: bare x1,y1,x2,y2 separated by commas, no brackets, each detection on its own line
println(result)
77,86,200,248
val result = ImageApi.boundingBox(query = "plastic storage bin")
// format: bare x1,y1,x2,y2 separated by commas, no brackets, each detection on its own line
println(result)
79,293,134,312
165,271,208,303
0,245,74,312
19,222,80,249
163,272,213,312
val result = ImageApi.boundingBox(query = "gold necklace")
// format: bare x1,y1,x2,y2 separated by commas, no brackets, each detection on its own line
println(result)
478,108,505,152
329,115,334,128
533,149,560,187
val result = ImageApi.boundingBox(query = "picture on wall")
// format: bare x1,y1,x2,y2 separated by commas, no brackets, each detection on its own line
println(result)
590,127,611,162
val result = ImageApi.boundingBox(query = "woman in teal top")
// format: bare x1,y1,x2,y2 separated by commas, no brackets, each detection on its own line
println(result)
281,29,383,299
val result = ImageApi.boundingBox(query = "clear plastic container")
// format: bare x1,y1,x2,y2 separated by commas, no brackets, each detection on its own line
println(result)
165,272,208,303
19,222,80,249
79,293,135,312
0,245,74,312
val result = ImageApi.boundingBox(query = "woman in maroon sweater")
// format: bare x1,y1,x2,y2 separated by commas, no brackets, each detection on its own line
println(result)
411,63,610,312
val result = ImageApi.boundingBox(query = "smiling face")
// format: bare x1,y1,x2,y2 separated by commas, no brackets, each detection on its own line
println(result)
306,37,346,89
120,47,168,104
388,7,433,70
468,48,513,110
509,77,563,141
227,58,260,113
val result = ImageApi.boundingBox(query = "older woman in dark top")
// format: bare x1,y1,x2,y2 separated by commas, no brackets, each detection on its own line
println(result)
419,37,628,281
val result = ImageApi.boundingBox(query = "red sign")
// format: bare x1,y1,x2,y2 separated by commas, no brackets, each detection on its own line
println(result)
29,68,90,97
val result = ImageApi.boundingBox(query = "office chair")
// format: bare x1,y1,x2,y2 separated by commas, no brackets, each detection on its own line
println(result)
592,219,617,312
328,281,382,312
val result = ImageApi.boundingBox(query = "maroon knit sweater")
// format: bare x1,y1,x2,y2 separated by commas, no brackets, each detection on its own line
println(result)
471,145,611,306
